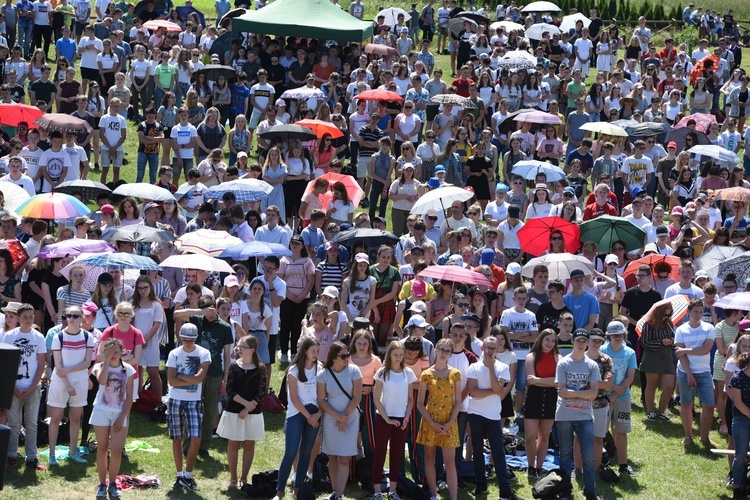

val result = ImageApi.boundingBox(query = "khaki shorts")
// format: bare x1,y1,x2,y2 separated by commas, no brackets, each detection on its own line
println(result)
593,406,610,438
608,395,632,434
357,155,372,179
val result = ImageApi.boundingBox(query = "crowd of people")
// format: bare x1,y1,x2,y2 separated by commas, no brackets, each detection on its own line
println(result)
2,0,750,499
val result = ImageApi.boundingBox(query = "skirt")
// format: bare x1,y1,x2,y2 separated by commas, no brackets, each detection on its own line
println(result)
372,289,396,324
248,330,270,364
217,411,265,441
524,385,557,420
640,345,676,375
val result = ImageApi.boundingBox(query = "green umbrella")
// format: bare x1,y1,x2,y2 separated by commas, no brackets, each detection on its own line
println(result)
579,215,646,253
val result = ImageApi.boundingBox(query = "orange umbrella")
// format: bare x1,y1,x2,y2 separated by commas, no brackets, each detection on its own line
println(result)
713,187,750,204
303,173,364,208
294,119,344,139
621,254,682,288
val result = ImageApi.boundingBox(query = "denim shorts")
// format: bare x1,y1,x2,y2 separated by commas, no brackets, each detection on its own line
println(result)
515,355,527,392
677,370,714,406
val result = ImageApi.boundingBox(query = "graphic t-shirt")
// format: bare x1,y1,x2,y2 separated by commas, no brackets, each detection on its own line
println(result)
137,121,164,155
2,328,46,391
39,148,72,192
250,82,275,110
170,123,198,159
555,354,601,421
500,308,538,359
346,276,376,319
99,113,127,152
620,155,654,192
600,344,637,400
93,361,136,411
166,344,211,401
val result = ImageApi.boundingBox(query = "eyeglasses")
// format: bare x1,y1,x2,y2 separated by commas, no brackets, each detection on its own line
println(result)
437,348,452,354
550,236,563,241
468,211,478,215
337,353,350,359
404,105,413,109
137,286,150,291
116,312,132,318
563,193,574,197
237,345,252,351
65,314,81,319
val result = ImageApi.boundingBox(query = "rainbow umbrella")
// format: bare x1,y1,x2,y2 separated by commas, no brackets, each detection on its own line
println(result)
15,192,91,219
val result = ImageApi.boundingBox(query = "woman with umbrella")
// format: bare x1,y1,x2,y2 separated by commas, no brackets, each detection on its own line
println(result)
640,300,677,421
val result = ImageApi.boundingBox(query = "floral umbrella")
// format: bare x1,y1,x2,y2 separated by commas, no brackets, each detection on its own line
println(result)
675,113,717,134
517,217,580,257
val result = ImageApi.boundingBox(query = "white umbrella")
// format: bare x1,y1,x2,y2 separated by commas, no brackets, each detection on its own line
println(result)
376,7,410,26
687,145,740,164
490,20,524,32
521,253,595,280
560,13,592,33
0,181,31,213
511,160,566,181
280,85,326,101
410,185,475,216
112,183,176,202
176,229,243,257
160,253,235,274
521,1,562,13
525,23,560,41
498,49,537,70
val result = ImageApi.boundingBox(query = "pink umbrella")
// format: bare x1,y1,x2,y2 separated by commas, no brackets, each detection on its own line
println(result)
714,292,750,312
512,110,563,125
418,265,492,288
142,20,183,32
675,113,716,134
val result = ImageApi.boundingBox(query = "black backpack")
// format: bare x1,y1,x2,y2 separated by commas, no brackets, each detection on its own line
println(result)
531,468,566,499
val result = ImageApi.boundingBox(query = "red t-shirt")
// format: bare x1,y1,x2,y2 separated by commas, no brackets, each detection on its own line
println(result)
452,77,473,97
101,325,145,375
583,200,618,220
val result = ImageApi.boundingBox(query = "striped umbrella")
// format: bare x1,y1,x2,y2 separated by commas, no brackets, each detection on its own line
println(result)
204,179,273,204
176,229,243,257
61,253,159,291
15,192,90,219
714,293,750,312
635,295,690,336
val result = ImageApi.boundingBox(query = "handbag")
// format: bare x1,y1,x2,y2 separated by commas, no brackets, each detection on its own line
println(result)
260,388,286,414
329,368,363,418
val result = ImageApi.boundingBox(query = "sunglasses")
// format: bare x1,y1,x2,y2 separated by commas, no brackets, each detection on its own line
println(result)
550,236,563,241
456,302,470,308
337,353,350,359
65,314,81,319
116,312,132,318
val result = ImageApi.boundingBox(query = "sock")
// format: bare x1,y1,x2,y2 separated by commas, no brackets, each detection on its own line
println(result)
177,471,184,478
185,471,192,479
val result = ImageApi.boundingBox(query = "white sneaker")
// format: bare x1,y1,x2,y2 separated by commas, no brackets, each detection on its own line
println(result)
281,354,289,363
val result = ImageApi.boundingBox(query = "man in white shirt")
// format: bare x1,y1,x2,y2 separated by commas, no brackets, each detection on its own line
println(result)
665,259,705,301
691,38,710,65
247,69,275,144
440,199,477,237
2,155,35,196
624,196,652,232
98,98,127,185
39,131,71,193
63,131,88,182
573,28,593,78
620,139,654,196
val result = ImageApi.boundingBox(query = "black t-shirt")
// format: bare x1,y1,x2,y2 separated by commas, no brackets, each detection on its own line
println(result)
29,80,57,106
137,120,164,155
536,302,571,333
621,287,662,335
139,9,158,22
289,60,313,85
588,18,603,39
9,84,25,103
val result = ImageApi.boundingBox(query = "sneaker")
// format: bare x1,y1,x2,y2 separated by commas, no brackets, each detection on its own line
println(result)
646,412,657,421
389,492,402,500
26,459,46,471
108,482,122,498
281,353,289,363
69,452,87,464
374,494,384,500
619,464,637,477
6,457,17,469
186,477,199,491
526,467,538,478
574,468,583,480
472,483,488,495
723,473,733,489
360,197,370,208
48,455,58,467
174,476,192,490
96,483,108,499
657,412,671,421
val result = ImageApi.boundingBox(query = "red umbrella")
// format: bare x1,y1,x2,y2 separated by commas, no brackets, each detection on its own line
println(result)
294,119,344,139
1,239,29,274
621,254,682,288
142,19,183,32
690,54,719,86
418,265,492,288
675,113,716,134
303,172,365,208
517,217,580,257
355,89,404,103
0,103,44,127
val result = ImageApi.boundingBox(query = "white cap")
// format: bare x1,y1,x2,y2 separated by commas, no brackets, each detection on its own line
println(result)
409,300,427,314
224,275,239,287
506,262,522,275
321,286,339,299
604,253,618,265
406,314,429,328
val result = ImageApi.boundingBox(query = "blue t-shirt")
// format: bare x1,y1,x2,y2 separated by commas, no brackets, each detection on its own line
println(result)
301,226,325,250
229,83,250,113
565,149,594,175
562,291,600,330
723,216,750,239
56,38,78,67
600,343,637,400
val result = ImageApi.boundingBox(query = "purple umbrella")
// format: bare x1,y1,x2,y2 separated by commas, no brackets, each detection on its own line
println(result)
37,239,117,259
714,292,750,312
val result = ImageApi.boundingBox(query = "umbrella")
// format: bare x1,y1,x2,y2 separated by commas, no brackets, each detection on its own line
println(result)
560,13,591,32
714,292,750,311
419,265,492,288
174,183,198,202
101,225,176,244
332,228,399,248
713,254,750,286
430,94,476,109
303,172,365,209
209,30,243,59
455,11,490,25
176,5,205,27
280,86,327,101
0,103,44,127
0,239,28,274
355,89,404,103
34,114,92,134
687,145,740,164
579,122,628,137
675,113,717,134
511,160,566,181
521,1,562,12
54,179,111,200
525,23,560,41
712,187,750,204
112,183,176,202
517,217,581,257
192,65,237,82
695,246,749,271
498,50,537,70
258,124,317,142
691,54,720,86
142,19,182,32
160,253,235,273
521,253,596,280
410,185,474,216
664,127,711,151
176,229,243,257
621,254,682,283
449,17,477,37
490,20,524,32
513,110,562,125
75,252,161,271
61,253,151,292
635,295,690,336
133,0,166,18
0,182,31,212
15,192,90,219
497,108,535,135
611,119,671,138
37,239,116,259
294,119,344,139
376,7,410,25
204,179,274,204
579,215,647,253
219,8,246,29
364,44,400,58
220,241,293,260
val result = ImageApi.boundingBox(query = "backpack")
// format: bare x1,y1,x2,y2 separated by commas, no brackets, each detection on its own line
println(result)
397,475,432,500
250,469,279,498
531,468,566,499
312,453,332,493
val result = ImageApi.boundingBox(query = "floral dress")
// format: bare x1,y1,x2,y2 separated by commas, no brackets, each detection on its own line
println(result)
416,367,461,448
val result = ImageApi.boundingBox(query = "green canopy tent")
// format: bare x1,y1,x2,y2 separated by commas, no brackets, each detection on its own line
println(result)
232,0,374,42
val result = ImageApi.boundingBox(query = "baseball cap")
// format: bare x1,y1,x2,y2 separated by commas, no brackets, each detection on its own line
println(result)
180,323,199,339
563,186,576,196
81,301,98,316
321,286,339,298
461,312,482,325
656,225,669,235
570,269,585,279
224,275,239,287
101,204,115,215
572,328,590,340
496,182,509,193
354,252,370,264
506,262,522,275
671,206,684,216
739,319,750,332
401,26,409,33
435,165,446,174
643,243,658,254
237,151,248,159
275,98,286,107
402,162,415,171
425,208,439,217
97,272,114,285
694,270,709,280
409,300,427,314
589,328,606,341
406,314,429,328
631,187,643,198
372,216,386,225
74,216,94,226
324,241,340,251
143,201,161,212
606,321,627,336
604,254,618,265
412,280,427,297
667,141,678,149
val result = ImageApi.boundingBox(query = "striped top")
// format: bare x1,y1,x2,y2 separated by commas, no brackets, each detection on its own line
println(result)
640,322,675,351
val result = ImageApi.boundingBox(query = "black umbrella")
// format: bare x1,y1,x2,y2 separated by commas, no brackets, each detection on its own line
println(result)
134,0,167,19
258,124,317,142
454,10,490,25
497,108,535,135
220,8,246,29
332,228,399,248
193,64,237,83
209,31,244,60
611,119,671,138
176,5,205,27
54,180,111,200
101,225,176,244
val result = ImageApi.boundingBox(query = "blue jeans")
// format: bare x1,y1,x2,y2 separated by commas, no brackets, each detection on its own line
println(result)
18,20,33,58
733,414,750,488
137,152,159,183
154,87,166,110
177,82,191,107
277,408,319,491
557,419,596,498
469,414,512,496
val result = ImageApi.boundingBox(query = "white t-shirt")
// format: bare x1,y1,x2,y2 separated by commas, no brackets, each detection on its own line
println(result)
252,276,286,336
286,363,320,418
173,285,214,306
51,329,95,383
93,361,136,411
2,328,46,391
500,308,538,359
620,155,654,192
374,367,417,418
19,146,43,192
664,283,705,301
33,1,52,25
467,359,510,420
96,53,119,71
130,59,151,79
170,123,198,159
63,144,87,182
448,350,472,412
39,148,72,193
675,321,715,374
0,175,36,197
166,344,211,401
99,113,127,152
327,199,354,223
239,302,272,331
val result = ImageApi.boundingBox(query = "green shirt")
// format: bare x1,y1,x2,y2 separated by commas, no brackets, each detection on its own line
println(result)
190,315,233,378
566,81,586,109
154,63,176,89
55,4,75,18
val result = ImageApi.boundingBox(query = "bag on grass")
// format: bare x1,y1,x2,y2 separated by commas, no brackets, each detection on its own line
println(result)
599,465,620,484
397,475,432,500
531,468,565,499
150,403,168,424
312,453,332,493
250,469,279,497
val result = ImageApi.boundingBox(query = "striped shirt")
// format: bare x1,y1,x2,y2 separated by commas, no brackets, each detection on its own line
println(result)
315,261,349,291
56,287,92,323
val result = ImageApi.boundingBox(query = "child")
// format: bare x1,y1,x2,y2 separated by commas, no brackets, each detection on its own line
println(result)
556,311,575,356
326,181,355,224
302,301,335,361
217,335,267,490
91,338,135,499
3,303,47,470
167,323,211,491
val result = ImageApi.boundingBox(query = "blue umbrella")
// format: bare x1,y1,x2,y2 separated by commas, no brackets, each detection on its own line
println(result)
205,179,274,203
176,5,205,27
219,242,293,260
77,253,162,271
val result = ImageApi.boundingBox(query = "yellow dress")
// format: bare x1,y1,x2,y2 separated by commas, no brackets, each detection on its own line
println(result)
416,367,461,448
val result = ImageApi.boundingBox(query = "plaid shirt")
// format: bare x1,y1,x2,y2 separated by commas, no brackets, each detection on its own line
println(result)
135,222,158,257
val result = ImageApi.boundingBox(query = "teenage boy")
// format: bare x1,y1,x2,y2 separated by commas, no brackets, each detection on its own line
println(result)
536,279,571,333
39,130,71,193
555,328,601,500
526,264,549,314
563,269,600,331
601,320,638,477
3,303,47,470
583,183,617,220
446,321,477,485
675,299,716,446
665,259,704,302
582,327,613,475
98,97,127,185
500,286,538,424
167,323,211,491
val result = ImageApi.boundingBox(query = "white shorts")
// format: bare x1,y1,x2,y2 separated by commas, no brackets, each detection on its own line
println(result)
357,155,372,179
89,407,129,427
249,108,264,128
593,406,610,438
48,377,88,408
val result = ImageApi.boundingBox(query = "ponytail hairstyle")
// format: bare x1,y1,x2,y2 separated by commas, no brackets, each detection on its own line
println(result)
288,336,320,382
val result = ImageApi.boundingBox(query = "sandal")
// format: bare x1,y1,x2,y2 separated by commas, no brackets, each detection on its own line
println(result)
228,480,238,489
682,436,693,445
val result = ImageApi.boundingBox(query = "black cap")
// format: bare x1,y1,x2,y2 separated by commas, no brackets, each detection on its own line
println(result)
570,269,585,279
572,328,590,340
461,312,481,324
290,234,303,244
97,272,114,285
